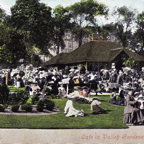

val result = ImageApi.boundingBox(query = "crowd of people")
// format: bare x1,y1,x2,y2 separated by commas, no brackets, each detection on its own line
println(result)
0,63,144,124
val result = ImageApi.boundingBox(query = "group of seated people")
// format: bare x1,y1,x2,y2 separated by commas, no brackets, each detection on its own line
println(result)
123,91,144,125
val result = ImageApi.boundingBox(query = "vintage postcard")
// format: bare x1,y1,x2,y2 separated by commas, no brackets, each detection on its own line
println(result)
0,0,144,143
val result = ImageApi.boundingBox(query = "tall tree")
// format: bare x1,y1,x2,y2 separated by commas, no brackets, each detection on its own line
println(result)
66,0,108,47
0,24,27,68
133,12,144,54
112,6,137,48
0,7,6,23
52,6,72,54
10,0,54,53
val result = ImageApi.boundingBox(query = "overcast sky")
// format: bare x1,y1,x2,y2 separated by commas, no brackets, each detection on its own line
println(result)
0,0,144,25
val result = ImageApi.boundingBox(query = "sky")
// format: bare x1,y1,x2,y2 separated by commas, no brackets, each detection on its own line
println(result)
0,0,144,25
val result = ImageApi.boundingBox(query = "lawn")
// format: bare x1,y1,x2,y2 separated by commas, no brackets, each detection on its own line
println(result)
0,95,128,129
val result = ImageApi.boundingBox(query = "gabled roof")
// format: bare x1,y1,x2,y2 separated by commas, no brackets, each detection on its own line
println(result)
45,41,144,66
65,41,120,63
109,48,144,62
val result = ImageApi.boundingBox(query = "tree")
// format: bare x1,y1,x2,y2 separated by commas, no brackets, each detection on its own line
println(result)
112,6,137,47
0,84,9,104
123,57,137,68
66,0,108,47
133,12,144,55
52,6,72,54
0,7,6,23
10,0,54,52
24,46,43,67
0,24,27,68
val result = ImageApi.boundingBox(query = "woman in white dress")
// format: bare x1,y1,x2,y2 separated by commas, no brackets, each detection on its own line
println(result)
64,96,84,117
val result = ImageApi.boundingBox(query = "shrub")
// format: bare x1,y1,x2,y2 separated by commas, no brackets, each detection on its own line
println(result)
0,105,5,112
8,93,17,105
17,90,28,105
31,95,39,104
37,99,44,106
0,84,9,104
11,105,20,112
36,105,44,112
45,100,55,111
26,98,32,105
21,104,32,112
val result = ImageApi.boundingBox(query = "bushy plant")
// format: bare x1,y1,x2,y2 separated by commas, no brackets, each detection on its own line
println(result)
17,90,28,105
45,99,55,111
21,104,32,112
8,93,17,104
36,105,44,112
37,99,44,106
0,105,5,112
26,98,32,105
31,94,39,104
11,105,20,112
0,84,9,104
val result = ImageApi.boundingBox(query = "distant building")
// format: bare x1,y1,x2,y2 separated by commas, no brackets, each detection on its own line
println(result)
43,32,117,62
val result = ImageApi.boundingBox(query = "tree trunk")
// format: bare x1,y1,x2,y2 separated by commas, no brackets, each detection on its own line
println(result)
78,29,83,47
57,41,60,55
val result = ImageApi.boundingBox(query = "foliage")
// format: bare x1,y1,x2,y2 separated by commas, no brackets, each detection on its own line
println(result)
45,99,55,111
24,46,43,67
0,84,9,104
26,98,32,105
21,103,32,112
31,95,39,105
37,99,44,106
0,25,27,67
0,8,6,23
0,105,5,112
123,57,137,68
131,12,144,55
36,99,45,112
11,105,20,112
17,90,28,105
52,5,71,54
112,6,137,48
10,0,54,52
8,93,17,105
36,105,44,112
65,0,108,47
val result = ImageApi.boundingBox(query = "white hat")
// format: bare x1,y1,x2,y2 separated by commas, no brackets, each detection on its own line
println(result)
128,91,132,96
75,69,79,73
69,69,74,72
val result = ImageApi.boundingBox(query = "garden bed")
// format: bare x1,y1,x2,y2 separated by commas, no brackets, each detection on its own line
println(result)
0,105,60,115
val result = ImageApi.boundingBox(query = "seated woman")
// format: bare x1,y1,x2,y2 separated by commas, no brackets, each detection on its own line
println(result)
57,84,67,98
91,98,106,114
117,90,125,105
123,91,144,125
79,86,90,97
64,96,84,117
109,91,118,105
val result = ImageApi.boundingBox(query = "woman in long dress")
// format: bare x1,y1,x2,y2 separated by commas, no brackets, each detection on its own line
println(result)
64,97,84,117
123,91,144,125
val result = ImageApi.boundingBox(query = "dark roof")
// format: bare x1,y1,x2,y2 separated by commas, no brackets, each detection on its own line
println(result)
66,41,120,63
45,41,144,66
109,48,144,62
44,53,68,66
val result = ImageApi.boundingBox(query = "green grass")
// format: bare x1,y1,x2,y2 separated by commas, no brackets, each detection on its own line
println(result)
0,95,128,129
8,86,25,92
